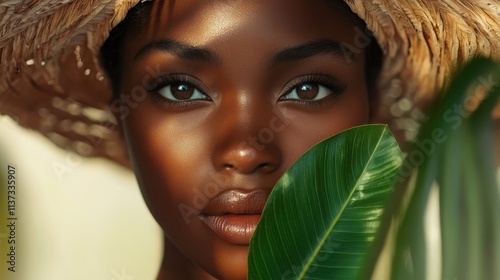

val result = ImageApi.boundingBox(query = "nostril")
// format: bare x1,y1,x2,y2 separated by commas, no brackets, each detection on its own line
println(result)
257,163,270,171
221,162,274,174
223,163,234,170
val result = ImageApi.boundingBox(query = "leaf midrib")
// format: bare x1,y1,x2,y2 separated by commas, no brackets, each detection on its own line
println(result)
296,128,386,279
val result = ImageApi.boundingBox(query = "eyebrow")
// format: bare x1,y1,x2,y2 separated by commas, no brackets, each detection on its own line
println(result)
134,39,219,63
271,39,352,66
134,39,353,66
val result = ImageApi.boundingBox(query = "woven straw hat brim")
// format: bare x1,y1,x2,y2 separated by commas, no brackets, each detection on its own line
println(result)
0,0,499,166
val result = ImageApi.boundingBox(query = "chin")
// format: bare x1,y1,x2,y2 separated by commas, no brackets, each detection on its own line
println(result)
205,241,250,280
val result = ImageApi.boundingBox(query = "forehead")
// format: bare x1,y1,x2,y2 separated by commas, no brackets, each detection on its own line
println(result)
131,0,364,48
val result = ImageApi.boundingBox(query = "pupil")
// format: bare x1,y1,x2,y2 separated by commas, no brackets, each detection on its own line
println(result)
297,83,319,100
172,83,194,100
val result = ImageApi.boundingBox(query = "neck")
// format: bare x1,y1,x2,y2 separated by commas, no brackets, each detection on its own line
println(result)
156,236,218,280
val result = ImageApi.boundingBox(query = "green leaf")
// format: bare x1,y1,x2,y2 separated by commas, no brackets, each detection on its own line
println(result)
360,57,500,280
248,124,402,280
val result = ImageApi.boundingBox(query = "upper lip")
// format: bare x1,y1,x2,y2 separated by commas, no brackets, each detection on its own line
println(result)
200,189,270,216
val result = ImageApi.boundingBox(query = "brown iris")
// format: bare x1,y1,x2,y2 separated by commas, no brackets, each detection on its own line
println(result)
297,83,320,100
171,83,195,100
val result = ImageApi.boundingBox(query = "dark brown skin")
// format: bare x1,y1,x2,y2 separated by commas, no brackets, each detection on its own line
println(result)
116,0,371,279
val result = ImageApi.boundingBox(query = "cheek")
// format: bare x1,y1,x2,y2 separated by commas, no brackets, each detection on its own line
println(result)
278,90,370,168
121,104,214,224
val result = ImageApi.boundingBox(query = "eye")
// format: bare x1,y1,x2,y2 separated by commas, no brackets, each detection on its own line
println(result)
158,82,208,101
281,83,332,101
278,75,346,105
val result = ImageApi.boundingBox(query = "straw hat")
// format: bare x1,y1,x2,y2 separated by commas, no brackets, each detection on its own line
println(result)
0,0,499,167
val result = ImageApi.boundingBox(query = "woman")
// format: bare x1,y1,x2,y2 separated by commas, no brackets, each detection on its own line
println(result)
102,1,381,278
0,0,498,279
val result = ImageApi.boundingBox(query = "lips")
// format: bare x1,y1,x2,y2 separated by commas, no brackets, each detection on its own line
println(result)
200,189,269,245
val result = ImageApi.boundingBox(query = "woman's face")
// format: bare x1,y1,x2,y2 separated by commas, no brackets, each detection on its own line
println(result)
118,0,371,278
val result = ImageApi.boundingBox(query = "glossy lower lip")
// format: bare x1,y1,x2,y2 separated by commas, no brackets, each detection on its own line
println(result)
201,214,261,245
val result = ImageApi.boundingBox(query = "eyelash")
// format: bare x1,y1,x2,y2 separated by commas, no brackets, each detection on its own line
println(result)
279,74,347,108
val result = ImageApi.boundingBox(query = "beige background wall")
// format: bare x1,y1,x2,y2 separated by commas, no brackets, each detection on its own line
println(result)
0,116,163,280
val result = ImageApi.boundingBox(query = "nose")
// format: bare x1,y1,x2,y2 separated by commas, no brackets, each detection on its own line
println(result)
211,99,283,175
214,141,281,174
